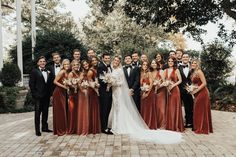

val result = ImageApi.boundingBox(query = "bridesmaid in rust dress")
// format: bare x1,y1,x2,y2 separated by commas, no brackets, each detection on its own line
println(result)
164,57,184,132
53,59,70,136
190,59,213,134
140,61,157,129
155,53,165,70
87,56,101,134
67,60,80,134
77,60,90,135
150,59,166,129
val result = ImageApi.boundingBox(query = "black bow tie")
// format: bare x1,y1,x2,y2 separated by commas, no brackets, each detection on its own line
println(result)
55,64,60,68
182,64,188,68
177,60,182,64
132,62,137,66
41,69,47,72
107,64,111,68
125,65,132,69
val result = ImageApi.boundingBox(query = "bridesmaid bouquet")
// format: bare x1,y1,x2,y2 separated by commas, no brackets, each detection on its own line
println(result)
71,78,80,93
185,83,198,99
89,77,100,96
80,80,90,89
140,83,150,92
99,71,115,91
153,79,162,93
63,78,72,94
162,80,174,95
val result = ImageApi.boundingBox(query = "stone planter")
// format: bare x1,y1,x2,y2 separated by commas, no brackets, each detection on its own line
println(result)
15,89,28,109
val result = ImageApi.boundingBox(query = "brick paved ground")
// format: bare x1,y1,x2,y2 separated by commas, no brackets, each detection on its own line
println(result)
0,108,235,157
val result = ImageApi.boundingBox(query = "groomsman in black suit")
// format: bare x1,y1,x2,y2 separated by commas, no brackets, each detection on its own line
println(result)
176,49,184,66
131,51,141,67
97,52,113,134
123,54,141,111
178,53,194,128
72,49,81,62
48,52,61,92
29,56,53,136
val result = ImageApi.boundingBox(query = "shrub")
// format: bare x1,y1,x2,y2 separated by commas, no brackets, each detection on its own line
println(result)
24,90,34,112
0,63,21,87
0,86,20,113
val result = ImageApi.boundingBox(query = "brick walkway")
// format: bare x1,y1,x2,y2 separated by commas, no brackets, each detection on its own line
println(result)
0,109,235,157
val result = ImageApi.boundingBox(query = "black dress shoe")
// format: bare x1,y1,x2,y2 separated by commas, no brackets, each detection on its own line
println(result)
185,124,193,128
101,130,107,134
42,129,53,132
106,130,113,135
36,132,41,136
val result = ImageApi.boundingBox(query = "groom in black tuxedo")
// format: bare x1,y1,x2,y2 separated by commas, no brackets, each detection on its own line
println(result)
178,53,194,128
123,54,141,111
97,52,113,134
29,56,53,136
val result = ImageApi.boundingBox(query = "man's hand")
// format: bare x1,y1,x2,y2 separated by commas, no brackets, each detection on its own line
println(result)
129,89,134,96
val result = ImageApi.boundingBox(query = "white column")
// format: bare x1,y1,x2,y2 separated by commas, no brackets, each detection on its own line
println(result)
0,0,3,70
31,0,36,60
16,0,23,86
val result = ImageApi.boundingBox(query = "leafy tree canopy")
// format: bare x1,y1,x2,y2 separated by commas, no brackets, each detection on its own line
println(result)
89,0,236,45
9,30,86,74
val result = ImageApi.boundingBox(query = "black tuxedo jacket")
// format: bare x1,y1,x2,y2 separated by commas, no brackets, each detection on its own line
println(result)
48,64,58,94
97,61,112,97
29,68,53,99
123,65,140,91
48,65,56,81
178,65,192,94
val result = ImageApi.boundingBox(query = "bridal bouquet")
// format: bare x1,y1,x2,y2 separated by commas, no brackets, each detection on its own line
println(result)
99,71,115,91
185,83,198,99
153,78,162,93
89,77,100,96
140,83,150,92
162,80,174,95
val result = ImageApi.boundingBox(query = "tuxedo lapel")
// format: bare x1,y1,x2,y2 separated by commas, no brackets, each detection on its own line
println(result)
123,67,129,79
37,68,47,83
179,66,187,79
52,66,56,77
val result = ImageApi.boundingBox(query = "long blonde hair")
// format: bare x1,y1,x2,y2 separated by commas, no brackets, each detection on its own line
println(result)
191,59,201,70
61,59,70,70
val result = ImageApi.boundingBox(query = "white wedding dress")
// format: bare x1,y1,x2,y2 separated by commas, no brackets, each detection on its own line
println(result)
108,66,183,144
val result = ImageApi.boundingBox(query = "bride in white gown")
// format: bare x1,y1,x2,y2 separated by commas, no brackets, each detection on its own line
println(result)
107,55,183,144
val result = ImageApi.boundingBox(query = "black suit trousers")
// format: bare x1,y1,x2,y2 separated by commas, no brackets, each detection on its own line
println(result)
34,96,50,132
181,92,193,125
99,95,112,131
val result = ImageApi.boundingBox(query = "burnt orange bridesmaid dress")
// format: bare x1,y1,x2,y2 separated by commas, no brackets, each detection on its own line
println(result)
67,72,78,134
165,69,184,132
77,75,89,135
140,77,157,129
192,75,213,134
154,71,166,129
88,69,101,134
53,73,68,136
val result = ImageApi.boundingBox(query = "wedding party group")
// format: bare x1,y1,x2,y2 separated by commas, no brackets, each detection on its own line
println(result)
29,48,213,144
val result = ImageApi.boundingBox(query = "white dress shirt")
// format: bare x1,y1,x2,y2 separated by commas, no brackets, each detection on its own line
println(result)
54,64,61,76
39,67,48,83
182,64,190,78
